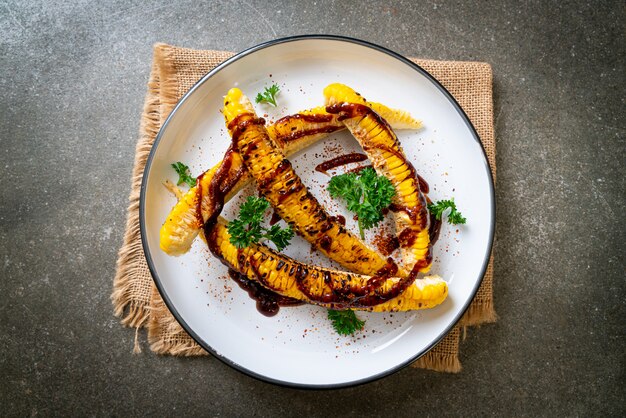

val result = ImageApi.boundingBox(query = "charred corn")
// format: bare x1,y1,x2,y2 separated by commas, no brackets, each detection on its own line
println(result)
223,87,394,276
159,157,248,255
208,219,447,311
161,103,421,256
267,106,344,154
324,83,431,273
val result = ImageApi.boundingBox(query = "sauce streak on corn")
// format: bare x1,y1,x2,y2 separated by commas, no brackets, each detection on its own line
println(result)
329,215,346,226
194,145,246,227
326,102,431,266
366,258,399,292
278,126,343,144
194,172,205,226
374,207,442,256
269,210,281,226
417,173,430,194
429,214,443,245
273,113,342,144
275,113,334,124
204,90,439,310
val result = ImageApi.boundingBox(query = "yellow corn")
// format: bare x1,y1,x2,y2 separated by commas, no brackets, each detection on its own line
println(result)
161,102,421,256
223,87,394,276
209,219,447,311
370,102,422,130
324,83,431,273
159,166,216,255
267,106,344,154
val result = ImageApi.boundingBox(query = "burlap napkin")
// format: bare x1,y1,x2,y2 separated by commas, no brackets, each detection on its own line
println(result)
112,43,497,373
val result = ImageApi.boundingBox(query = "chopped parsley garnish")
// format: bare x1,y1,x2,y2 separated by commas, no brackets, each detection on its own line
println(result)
255,84,280,107
171,162,196,188
427,199,467,225
227,196,294,251
327,168,396,239
327,309,365,335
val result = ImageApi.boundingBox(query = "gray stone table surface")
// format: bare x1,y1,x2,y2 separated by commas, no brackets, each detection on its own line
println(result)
1,0,624,416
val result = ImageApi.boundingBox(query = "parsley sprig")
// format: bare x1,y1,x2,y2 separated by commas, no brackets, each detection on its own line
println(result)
427,199,467,225
255,84,280,106
327,168,396,239
327,309,365,335
227,196,294,251
171,162,196,188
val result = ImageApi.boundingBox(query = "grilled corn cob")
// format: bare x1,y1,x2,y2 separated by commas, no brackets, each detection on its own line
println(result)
161,104,421,256
223,87,394,276
160,160,247,254
324,83,432,273
208,219,447,311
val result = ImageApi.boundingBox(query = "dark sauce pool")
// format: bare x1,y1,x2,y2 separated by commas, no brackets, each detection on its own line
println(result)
228,269,303,317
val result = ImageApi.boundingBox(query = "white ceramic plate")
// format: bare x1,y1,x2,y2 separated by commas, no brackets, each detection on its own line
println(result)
140,35,495,388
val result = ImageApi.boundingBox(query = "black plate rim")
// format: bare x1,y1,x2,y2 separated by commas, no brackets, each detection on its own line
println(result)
139,34,496,389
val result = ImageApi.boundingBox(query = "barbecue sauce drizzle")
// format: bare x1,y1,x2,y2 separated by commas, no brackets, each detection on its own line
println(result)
203,114,303,316
201,109,440,312
269,210,281,226
273,113,343,146
322,102,435,304
315,153,368,174
228,269,302,317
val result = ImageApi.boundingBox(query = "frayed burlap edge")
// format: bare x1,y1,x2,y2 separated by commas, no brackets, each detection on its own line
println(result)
411,327,462,373
111,43,191,330
148,285,208,356
460,255,498,326
154,44,181,125
111,55,162,329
